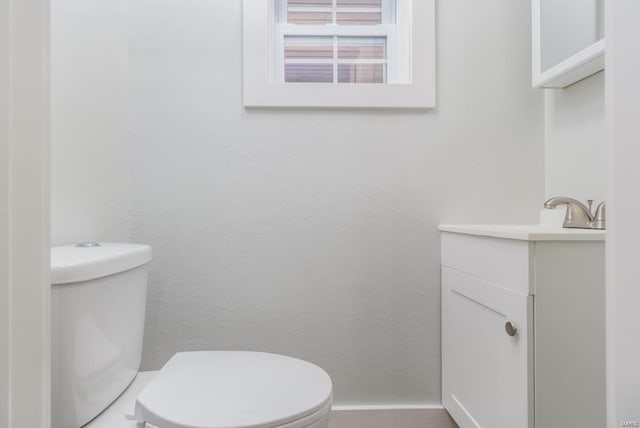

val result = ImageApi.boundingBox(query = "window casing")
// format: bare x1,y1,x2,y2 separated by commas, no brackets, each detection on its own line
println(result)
243,0,435,108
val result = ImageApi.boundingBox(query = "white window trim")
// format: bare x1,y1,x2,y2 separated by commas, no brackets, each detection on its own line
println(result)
243,0,435,108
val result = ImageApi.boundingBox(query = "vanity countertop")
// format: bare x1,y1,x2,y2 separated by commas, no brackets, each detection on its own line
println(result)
439,224,605,241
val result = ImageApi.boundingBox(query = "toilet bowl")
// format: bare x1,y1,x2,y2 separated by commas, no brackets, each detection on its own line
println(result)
51,243,333,428
134,351,332,428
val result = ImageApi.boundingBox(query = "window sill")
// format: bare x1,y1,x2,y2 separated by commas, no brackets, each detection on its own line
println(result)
243,82,435,109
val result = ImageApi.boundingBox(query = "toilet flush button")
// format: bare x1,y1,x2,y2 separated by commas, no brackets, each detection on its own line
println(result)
74,242,102,248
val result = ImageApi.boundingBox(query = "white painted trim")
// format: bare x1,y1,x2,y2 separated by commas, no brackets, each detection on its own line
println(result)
0,0,51,426
605,1,640,426
243,0,435,108
329,406,456,428
531,0,605,89
332,404,445,411
0,0,10,424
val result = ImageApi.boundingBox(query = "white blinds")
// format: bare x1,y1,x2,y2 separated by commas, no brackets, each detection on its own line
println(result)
287,0,383,25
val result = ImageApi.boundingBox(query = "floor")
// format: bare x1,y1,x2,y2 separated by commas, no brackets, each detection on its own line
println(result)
330,409,457,428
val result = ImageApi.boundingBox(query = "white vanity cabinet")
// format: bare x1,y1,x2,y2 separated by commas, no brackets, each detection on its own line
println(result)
440,226,605,428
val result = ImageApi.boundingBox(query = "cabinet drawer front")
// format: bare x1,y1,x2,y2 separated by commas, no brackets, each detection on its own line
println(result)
441,232,533,295
442,267,533,428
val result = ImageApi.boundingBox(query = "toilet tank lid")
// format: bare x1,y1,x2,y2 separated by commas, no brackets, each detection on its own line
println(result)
51,243,152,285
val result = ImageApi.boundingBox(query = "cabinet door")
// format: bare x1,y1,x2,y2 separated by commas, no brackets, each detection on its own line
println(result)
442,267,533,428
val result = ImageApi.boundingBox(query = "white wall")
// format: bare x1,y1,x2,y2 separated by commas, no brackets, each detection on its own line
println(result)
129,0,544,405
606,0,640,425
51,0,130,246
544,72,606,203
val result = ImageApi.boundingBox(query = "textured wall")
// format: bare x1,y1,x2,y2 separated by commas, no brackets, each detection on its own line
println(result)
51,0,131,246
544,72,606,203
129,0,544,405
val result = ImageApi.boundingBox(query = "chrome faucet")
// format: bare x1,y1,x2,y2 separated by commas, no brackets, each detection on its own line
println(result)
544,197,606,230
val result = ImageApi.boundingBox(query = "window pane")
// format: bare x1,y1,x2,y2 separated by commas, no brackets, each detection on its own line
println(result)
286,64,334,82
338,37,386,59
276,0,396,84
285,37,334,59
288,11,333,24
336,0,382,8
338,64,385,83
287,0,332,24
336,12,382,25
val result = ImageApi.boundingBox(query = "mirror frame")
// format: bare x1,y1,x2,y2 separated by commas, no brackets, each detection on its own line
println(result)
532,0,605,89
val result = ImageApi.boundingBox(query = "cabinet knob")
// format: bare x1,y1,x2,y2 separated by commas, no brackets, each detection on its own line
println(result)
505,322,518,337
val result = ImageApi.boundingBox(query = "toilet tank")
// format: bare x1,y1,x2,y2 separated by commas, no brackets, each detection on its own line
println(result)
51,243,152,428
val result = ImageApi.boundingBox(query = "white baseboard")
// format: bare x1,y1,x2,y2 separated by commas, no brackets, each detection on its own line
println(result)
329,405,458,428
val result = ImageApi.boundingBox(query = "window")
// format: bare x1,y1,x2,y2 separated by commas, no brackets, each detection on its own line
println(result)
243,0,435,108
273,0,401,84
282,36,388,84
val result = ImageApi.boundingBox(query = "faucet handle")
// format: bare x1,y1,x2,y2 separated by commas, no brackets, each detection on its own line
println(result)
593,202,606,230
587,199,594,214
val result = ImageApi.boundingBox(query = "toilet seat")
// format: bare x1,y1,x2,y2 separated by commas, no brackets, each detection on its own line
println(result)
135,351,333,428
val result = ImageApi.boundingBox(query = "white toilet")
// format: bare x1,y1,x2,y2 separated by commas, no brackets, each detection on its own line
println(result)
51,243,333,428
